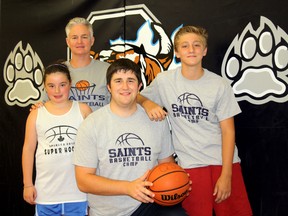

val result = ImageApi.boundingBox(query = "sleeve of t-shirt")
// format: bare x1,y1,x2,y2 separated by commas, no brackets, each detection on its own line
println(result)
216,80,242,121
140,77,163,107
158,118,175,160
73,114,99,168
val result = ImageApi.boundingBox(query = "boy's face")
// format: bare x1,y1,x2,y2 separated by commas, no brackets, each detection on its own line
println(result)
66,24,94,56
175,33,207,67
108,69,142,108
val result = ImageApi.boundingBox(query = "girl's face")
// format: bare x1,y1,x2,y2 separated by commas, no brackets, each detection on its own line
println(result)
44,72,71,103
66,24,94,56
175,33,207,67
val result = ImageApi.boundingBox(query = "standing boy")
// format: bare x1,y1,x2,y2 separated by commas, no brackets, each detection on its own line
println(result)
138,26,252,216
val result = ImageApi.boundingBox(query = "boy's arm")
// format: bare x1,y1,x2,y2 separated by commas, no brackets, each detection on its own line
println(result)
213,117,235,203
75,166,154,203
137,93,167,121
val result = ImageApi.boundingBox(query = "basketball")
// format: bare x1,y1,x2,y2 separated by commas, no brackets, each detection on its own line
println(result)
147,162,190,206
75,80,90,91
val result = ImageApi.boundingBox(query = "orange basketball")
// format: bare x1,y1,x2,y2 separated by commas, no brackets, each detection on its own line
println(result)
75,80,90,91
147,162,190,206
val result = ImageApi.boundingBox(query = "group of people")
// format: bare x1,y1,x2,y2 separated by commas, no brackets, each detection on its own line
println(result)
22,17,253,216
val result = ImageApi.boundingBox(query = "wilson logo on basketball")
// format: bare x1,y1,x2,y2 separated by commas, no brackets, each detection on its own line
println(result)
161,190,188,201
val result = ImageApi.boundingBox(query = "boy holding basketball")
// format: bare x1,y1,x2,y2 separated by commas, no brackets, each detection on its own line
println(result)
73,58,188,216
137,26,252,215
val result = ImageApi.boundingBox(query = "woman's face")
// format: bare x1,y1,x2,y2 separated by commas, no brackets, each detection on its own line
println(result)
66,24,95,56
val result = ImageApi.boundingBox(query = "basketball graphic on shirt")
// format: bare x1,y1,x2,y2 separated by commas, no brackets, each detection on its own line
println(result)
115,133,144,146
178,92,203,107
45,125,78,143
76,80,90,91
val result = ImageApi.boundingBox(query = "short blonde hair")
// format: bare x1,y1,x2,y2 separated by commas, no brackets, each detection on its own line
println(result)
174,26,208,51
65,17,93,37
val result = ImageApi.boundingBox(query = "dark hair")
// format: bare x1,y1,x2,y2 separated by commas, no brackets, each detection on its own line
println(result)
43,61,71,84
106,58,142,86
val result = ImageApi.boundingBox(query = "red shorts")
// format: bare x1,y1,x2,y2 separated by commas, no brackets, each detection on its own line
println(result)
182,163,252,216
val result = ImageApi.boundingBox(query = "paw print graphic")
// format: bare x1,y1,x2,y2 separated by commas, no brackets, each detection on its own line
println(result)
4,41,44,107
221,16,288,105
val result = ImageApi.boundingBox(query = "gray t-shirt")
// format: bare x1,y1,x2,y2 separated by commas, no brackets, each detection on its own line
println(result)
141,67,242,168
67,59,110,111
73,104,174,216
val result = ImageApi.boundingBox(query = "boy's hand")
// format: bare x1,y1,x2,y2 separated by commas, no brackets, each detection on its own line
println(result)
142,100,167,121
